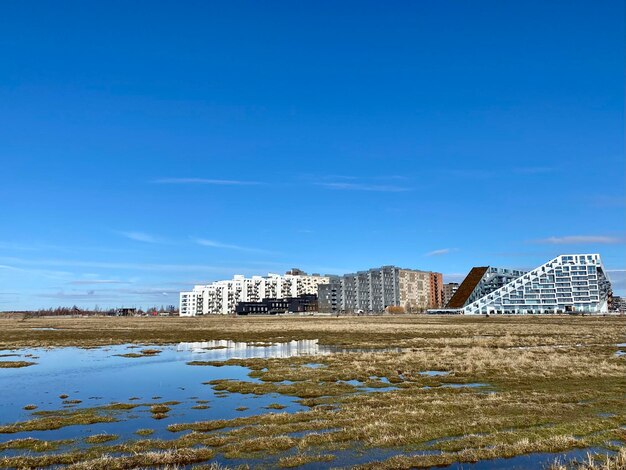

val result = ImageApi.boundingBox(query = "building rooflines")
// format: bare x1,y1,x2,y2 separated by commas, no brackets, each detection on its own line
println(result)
445,267,489,308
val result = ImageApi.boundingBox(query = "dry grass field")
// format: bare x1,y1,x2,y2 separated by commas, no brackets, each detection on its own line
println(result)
0,314,624,469
1,314,625,350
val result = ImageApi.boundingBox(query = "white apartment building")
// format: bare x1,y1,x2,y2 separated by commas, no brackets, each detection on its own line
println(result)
179,272,329,316
461,254,611,315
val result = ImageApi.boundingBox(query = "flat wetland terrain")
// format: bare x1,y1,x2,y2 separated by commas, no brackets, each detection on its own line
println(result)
0,315,624,469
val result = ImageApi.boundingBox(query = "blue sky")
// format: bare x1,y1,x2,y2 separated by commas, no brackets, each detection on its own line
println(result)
1,0,624,310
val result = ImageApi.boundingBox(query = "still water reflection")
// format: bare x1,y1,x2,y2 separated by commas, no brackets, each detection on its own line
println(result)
177,339,322,358
0,340,333,445
0,339,401,447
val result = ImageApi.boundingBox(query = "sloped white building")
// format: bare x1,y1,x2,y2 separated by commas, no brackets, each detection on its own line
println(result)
462,254,611,315
180,272,329,316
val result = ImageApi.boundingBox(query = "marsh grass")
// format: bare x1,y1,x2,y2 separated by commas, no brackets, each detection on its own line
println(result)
150,404,171,414
265,403,287,410
0,402,146,433
0,437,74,452
139,348,161,355
0,408,118,433
548,447,626,469
23,404,37,410
114,348,161,359
166,332,625,464
0,360,36,368
206,378,358,399
134,428,154,436
277,453,335,468
85,434,118,444
3,315,623,350
1,315,624,468
150,403,171,420
105,402,141,410
0,447,217,470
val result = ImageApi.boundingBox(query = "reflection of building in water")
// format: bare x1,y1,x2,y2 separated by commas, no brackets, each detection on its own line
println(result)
177,339,321,359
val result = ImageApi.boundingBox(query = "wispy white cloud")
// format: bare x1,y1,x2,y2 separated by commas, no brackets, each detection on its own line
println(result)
0,241,134,254
533,235,624,245
38,287,180,301
319,174,409,181
0,256,247,273
446,166,554,180
153,178,261,186
443,272,467,282
0,264,74,280
116,231,162,243
195,238,274,254
317,182,411,192
513,166,554,174
425,248,457,256
0,241,50,251
68,279,131,285
606,269,626,292
588,195,626,208
447,169,495,179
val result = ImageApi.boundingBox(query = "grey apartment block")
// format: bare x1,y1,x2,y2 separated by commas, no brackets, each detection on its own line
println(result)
318,277,342,313
318,266,427,314
442,283,459,306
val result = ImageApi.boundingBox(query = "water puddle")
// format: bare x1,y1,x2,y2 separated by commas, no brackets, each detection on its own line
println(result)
440,447,615,469
177,339,401,358
0,339,409,448
419,370,450,377
422,383,489,390
318,345,404,354
369,376,391,383
177,339,321,359
0,343,309,446
333,378,398,393
0,340,503,468
442,383,488,388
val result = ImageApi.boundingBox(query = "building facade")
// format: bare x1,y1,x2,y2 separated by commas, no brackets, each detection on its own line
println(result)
180,272,329,316
442,283,459,307
609,296,626,312
235,294,319,315
445,266,528,309
318,266,443,314
462,254,611,314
